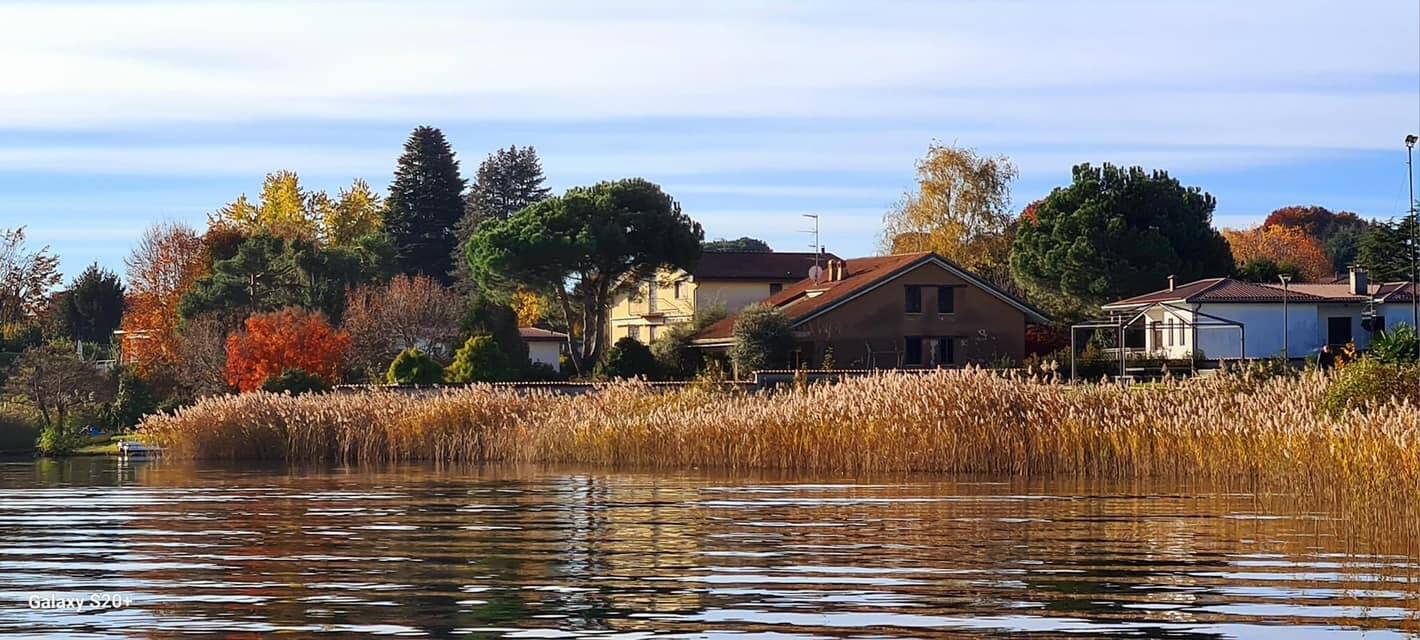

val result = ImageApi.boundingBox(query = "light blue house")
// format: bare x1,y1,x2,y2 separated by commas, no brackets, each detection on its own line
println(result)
1101,269,1415,360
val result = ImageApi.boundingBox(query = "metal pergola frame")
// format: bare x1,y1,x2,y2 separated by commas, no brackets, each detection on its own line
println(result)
1070,302,1245,382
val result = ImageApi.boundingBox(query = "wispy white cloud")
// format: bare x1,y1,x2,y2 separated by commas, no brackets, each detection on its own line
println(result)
0,1,1414,146
0,0,1414,276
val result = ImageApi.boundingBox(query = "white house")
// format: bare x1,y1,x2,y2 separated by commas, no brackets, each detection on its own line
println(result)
519,327,569,371
1100,269,1417,360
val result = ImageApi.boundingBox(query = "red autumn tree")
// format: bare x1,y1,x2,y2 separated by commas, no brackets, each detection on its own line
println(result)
1263,205,1362,239
224,308,350,392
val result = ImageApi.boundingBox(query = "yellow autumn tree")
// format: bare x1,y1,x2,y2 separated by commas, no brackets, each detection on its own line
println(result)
512,288,546,327
323,179,384,246
881,144,1018,284
208,171,320,240
1222,224,1333,282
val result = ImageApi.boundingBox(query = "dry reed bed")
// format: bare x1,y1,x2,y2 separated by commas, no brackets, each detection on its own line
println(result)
139,369,1420,491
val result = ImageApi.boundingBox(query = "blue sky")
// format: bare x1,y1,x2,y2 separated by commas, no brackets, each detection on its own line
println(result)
1,0,1417,281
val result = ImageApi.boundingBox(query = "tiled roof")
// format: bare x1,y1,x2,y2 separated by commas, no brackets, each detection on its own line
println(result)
1376,282,1418,303
692,251,841,281
518,327,568,342
1103,277,1407,307
695,252,1048,341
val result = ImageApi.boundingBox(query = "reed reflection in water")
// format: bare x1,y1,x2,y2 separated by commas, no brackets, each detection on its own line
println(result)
0,457,1417,638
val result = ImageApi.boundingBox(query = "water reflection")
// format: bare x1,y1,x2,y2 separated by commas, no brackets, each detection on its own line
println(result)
0,457,1416,638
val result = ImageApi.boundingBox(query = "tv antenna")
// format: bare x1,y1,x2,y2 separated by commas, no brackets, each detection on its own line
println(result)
802,213,822,281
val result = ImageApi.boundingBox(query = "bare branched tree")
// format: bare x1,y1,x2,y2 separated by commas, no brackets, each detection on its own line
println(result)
0,227,62,326
342,275,463,377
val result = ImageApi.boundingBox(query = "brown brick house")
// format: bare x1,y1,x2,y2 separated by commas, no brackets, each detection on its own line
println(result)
693,252,1050,369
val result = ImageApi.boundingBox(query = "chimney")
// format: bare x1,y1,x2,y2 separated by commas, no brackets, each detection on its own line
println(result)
1167,275,1176,291
1349,266,1368,296
826,258,846,282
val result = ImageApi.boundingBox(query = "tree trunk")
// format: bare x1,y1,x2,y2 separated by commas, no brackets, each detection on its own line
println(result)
553,287,584,375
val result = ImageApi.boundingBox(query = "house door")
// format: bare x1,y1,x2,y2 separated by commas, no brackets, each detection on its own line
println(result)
1327,317,1353,345
924,337,954,367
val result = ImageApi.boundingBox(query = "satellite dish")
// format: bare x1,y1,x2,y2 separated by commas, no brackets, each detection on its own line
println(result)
807,264,824,282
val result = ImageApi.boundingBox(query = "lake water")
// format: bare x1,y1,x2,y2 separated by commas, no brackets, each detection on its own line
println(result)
1,458,1417,638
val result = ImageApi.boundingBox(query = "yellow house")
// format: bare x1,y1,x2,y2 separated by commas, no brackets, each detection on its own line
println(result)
607,251,837,343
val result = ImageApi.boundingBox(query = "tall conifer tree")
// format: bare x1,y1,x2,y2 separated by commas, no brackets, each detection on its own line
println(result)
453,146,552,291
383,126,467,284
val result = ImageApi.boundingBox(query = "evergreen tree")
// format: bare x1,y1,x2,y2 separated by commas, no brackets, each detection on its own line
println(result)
63,263,126,343
454,146,551,290
383,126,467,285
464,146,551,223
597,336,658,380
446,335,512,383
179,234,392,323
703,237,773,252
1010,163,1234,319
467,179,703,374
1356,215,1417,282
729,304,793,376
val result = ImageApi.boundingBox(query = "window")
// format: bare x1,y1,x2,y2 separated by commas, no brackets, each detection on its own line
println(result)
936,286,955,314
933,337,954,366
905,285,923,313
905,336,953,367
628,325,640,341
1327,317,1352,345
1176,319,1185,345
904,336,923,365
649,325,659,341
674,281,685,299
769,282,783,295
647,283,658,312
1165,318,1174,346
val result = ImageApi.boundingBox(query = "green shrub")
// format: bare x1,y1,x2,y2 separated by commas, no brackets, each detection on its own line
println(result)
729,304,793,375
1321,359,1420,416
36,421,85,456
597,336,658,380
261,369,332,396
652,307,727,380
102,368,158,431
1368,324,1418,365
461,298,529,369
522,362,565,382
446,335,510,383
386,348,444,386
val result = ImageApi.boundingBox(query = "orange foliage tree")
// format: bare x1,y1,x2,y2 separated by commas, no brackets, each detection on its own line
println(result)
225,308,350,392
121,222,207,372
1222,225,1333,282
1262,205,1363,239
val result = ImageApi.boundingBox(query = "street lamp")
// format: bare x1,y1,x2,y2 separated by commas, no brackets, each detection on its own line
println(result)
1408,134,1418,344
1278,274,1291,360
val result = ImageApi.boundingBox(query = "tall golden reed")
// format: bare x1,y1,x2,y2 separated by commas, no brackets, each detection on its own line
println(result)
139,369,1420,489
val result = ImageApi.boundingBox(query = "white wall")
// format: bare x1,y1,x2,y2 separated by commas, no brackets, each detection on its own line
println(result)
1191,303,1384,359
529,342,562,371
1381,303,1419,332
1191,303,1320,359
